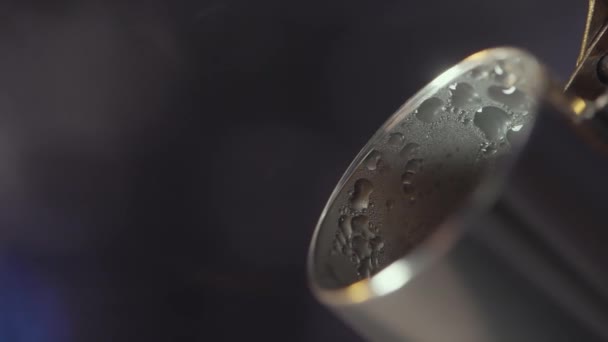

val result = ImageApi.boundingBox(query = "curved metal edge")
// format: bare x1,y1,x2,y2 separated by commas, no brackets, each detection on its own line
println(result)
307,47,549,308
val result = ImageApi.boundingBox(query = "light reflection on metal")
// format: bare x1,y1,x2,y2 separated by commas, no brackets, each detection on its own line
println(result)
344,281,373,304
572,97,589,116
369,260,413,296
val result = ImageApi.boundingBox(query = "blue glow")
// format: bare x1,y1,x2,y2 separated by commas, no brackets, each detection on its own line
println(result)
0,256,70,342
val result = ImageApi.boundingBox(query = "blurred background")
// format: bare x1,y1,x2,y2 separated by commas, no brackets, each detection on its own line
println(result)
0,0,587,341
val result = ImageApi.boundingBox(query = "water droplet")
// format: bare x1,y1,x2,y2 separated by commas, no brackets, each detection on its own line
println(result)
474,107,510,141
373,239,384,250
405,158,423,173
400,143,420,158
494,64,504,76
370,235,381,246
351,178,374,210
388,132,404,147
369,222,377,233
449,82,478,108
415,97,444,123
352,236,371,258
511,124,523,131
470,66,489,79
337,232,346,245
492,60,518,86
481,143,497,156
351,215,370,235
488,85,526,108
365,150,382,171
401,170,415,183
339,215,353,238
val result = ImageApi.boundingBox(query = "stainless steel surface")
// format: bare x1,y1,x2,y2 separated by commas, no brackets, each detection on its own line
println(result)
308,47,608,341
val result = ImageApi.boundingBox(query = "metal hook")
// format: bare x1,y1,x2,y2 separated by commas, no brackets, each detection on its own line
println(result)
566,0,608,101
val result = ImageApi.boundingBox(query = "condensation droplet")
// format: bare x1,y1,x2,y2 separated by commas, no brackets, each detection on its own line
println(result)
339,215,353,238
388,132,404,147
492,60,518,86
405,158,423,173
415,97,444,123
337,232,346,245
365,150,382,171
352,236,371,258
481,142,498,156
494,64,504,76
351,179,374,210
351,215,371,235
449,82,478,108
474,107,510,141
372,237,384,250
401,170,415,183
470,66,489,79
400,143,420,159
488,85,526,108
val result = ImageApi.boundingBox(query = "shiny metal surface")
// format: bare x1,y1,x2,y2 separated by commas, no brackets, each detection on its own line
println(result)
308,47,608,341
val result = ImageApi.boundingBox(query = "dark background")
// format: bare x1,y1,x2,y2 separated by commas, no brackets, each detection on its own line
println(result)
0,0,586,341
